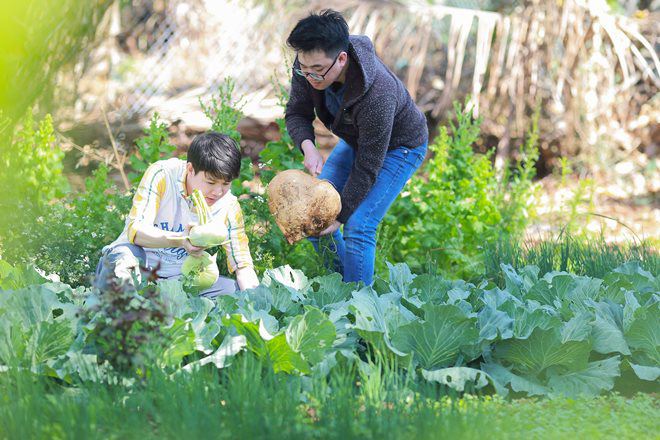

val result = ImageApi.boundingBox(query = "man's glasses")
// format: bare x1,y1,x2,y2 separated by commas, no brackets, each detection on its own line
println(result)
294,52,342,81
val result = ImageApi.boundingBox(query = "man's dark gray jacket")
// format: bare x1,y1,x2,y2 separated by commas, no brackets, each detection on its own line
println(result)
285,35,428,224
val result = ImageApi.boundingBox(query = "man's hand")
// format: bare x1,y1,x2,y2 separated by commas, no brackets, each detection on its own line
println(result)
301,140,324,177
319,220,341,236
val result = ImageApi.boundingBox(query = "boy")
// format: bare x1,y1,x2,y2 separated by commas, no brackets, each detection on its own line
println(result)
95,132,259,297
284,10,428,285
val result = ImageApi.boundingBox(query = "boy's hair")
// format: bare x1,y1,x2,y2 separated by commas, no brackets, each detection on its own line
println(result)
286,9,349,56
187,132,241,182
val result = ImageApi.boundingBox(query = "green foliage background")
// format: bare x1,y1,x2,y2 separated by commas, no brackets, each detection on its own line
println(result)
0,1,112,127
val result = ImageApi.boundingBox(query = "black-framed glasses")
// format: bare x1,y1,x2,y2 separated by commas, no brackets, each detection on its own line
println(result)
294,52,342,81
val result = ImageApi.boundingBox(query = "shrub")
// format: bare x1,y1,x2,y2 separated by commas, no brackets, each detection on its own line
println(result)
379,100,539,278
84,268,168,376
128,112,176,185
199,79,253,197
0,112,67,211
3,164,131,286
0,112,70,266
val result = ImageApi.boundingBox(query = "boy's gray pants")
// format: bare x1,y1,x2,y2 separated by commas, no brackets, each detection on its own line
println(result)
94,244,238,299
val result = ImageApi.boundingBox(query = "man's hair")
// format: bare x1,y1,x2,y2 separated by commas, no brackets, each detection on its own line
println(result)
187,132,241,182
286,9,349,56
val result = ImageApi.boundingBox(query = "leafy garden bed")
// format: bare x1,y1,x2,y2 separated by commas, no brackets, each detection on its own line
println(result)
1,260,657,397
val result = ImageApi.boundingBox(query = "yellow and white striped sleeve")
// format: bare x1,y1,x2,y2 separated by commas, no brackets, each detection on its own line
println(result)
126,163,167,243
222,200,254,273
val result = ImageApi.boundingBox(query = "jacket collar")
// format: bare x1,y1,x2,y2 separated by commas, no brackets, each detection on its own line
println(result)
291,35,378,108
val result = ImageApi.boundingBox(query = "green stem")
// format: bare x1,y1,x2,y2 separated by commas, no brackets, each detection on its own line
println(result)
191,189,211,225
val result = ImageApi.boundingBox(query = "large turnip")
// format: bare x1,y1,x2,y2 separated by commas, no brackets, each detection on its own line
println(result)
267,170,341,244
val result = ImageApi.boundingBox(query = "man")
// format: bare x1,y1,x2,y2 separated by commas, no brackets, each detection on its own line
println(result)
285,9,428,285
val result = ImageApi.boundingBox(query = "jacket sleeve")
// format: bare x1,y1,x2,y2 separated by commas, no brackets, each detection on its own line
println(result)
284,70,317,151
336,94,397,224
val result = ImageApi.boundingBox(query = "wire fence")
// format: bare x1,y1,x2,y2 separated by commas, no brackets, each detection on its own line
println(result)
85,0,513,120
105,0,274,118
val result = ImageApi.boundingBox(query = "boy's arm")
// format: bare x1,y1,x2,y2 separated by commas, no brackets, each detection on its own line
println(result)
222,201,256,284
133,224,202,255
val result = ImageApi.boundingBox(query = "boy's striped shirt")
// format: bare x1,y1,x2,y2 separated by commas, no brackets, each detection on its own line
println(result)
107,158,253,278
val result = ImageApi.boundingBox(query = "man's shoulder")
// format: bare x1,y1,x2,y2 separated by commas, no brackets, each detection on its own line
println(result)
349,35,374,54
348,34,401,102
354,70,400,111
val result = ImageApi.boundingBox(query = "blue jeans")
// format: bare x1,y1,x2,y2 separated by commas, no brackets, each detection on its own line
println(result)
308,139,427,285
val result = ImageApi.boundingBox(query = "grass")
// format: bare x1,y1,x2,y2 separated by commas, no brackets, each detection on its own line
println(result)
483,234,659,284
1,355,658,440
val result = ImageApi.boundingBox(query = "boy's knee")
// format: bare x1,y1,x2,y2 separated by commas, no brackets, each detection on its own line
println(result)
106,244,146,265
94,244,146,290
199,276,239,300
